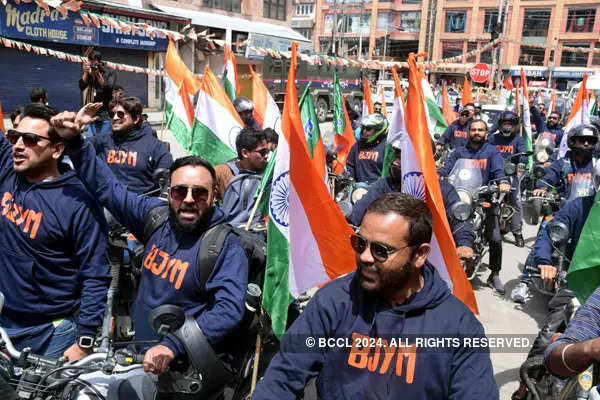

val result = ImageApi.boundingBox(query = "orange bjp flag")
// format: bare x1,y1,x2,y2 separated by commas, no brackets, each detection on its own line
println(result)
461,77,474,107
441,82,456,125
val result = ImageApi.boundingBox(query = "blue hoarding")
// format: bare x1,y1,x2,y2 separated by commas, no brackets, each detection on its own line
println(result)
0,2,169,51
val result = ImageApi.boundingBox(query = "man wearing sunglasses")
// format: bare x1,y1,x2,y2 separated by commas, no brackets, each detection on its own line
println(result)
86,97,173,195
253,193,497,399
531,103,564,148
50,105,248,394
0,103,111,361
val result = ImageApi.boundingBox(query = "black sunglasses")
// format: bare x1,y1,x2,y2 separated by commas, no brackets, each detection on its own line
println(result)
253,148,270,157
169,185,210,202
109,110,126,119
6,129,56,147
350,233,407,263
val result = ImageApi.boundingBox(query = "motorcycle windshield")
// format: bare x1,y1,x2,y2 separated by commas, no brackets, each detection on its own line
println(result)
534,133,555,164
447,158,484,204
567,174,596,202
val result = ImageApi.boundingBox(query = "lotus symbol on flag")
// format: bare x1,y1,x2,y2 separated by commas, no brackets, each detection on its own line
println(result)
270,171,290,227
304,118,314,138
402,171,425,200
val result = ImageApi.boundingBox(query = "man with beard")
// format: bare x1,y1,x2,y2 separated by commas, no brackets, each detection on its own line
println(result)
233,97,260,130
439,119,510,294
88,97,173,195
253,193,497,399
49,105,248,396
348,141,475,274
531,104,564,148
346,113,388,184
436,108,472,151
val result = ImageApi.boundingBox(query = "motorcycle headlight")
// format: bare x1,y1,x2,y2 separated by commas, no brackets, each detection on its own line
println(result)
451,201,472,222
335,190,346,202
547,221,569,244
456,189,472,205
351,186,369,204
540,138,551,147
536,151,549,163
533,164,546,179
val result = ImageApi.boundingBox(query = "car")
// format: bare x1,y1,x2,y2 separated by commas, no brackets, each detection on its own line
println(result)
480,104,507,132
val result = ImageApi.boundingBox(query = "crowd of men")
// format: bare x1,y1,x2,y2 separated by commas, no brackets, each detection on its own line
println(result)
2,50,600,399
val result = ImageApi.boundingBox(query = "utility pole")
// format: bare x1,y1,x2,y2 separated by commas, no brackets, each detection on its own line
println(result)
497,0,510,88
426,0,436,62
368,0,379,59
358,0,364,59
329,0,338,56
383,20,388,60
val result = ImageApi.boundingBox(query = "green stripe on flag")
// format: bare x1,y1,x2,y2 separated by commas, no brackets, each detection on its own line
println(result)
381,143,395,178
255,149,277,216
165,101,192,151
299,84,321,158
568,192,600,303
333,71,346,136
426,98,448,134
223,75,236,102
262,222,292,338
189,120,237,165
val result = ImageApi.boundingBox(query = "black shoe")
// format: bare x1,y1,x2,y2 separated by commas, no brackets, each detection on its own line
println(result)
514,232,525,248
487,272,505,295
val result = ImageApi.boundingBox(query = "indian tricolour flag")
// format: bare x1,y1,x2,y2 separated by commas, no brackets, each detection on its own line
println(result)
421,72,448,136
190,66,243,165
362,76,374,117
165,40,201,152
558,74,590,158
520,69,533,169
223,45,240,102
262,42,356,337
549,88,556,113
401,52,478,314
250,65,282,134
381,68,406,178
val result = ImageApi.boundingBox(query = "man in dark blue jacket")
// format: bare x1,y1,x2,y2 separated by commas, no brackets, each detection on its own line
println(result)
436,108,471,150
253,192,497,400
346,113,387,184
0,103,110,361
439,119,511,293
512,192,595,400
51,105,248,394
531,104,564,147
89,96,173,195
349,142,475,268
489,111,528,247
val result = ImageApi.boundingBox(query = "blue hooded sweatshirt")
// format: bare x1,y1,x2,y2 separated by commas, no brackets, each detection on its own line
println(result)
348,177,474,248
89,122,173,194
0,135,110,337
530,106,564,147
346,136,387,184
66,137,248,358
438,142,506,185
533,195,593,267
438,119,471,149
252,263,498,400
489,132,528,164
535,151,597,199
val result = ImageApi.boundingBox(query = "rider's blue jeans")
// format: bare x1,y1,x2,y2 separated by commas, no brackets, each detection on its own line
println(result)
6,317,77,358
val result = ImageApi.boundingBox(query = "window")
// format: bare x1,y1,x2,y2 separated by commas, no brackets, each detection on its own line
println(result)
442,41,463,59
466,42,477,63
377,12,391,30
522,9,551,38
483,10,499,33
264,0,286,20
398,11,420,32
519,46,545,65
296,4,313,16
324,14,333,33
294,28,313,39
566,8,596,33
593,42,600,66
203,0,241,12
561,42,590,67
480,47,492,64
402,0,421,3
445,11,466,33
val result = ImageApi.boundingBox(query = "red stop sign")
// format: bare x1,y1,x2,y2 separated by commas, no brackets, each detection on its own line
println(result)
470,63,491,83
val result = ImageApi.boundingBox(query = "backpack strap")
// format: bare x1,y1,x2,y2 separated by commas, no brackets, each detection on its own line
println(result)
196,223,234,297
140,205,169,245
225,161,240,176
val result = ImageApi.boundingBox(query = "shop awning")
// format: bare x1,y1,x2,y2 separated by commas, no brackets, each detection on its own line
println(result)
83,0,189,24
152,4,310,43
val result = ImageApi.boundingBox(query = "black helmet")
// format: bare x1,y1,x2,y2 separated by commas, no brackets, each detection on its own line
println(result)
360,113,388,143
567,124,599,151
233,97,254,113
591,116,600,133
498,111,519,137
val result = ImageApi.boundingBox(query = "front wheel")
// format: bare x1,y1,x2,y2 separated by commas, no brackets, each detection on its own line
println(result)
316,98,328,123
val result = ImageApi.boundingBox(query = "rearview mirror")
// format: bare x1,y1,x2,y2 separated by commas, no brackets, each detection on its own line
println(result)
153,168,169,187
148,305,186,337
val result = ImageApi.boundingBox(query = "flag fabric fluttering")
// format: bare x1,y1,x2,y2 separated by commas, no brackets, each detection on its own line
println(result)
299,85,327,181
332,71,357,174
515,84,521,115
362,77,374,117
520,69,534,169
403,53,478,314
190,66,243,165
549,88,556,113
537,90,545,105
381,68,407,178
421,74,448,136
461,77,474,107
503,75,514,91
379,85,387,116
262,42,356,337
250,65,282,133
441,82,456,125
222,45,240,102
558,74,590,158
164,40,201,151
590,91,597,118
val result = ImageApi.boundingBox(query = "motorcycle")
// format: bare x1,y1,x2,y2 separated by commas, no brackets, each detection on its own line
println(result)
446,159,508,280
329,173,370,220
499,151,532,235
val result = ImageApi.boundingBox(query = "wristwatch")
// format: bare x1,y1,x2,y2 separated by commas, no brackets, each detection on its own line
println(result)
77,335,95,349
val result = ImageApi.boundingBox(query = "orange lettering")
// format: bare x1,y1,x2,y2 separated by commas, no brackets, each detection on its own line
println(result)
107,150,115,164
128,152,137,167
395,345,416,383
169,260,189,290
118,151,128,164
1,192,12,216
377,339,397,375
23,210,42,239
143,245,159,270
347,333,370,369
161,258,177,279
367,342,381,372
152,251,169,275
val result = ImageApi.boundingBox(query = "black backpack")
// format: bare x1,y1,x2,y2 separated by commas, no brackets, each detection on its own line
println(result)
139,206,266,291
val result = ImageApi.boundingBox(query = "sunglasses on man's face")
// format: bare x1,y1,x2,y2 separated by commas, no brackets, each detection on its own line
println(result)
6,129,55,147
350,233,407,263
169,185,210,202
253,148,270,157
109,110,126,120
